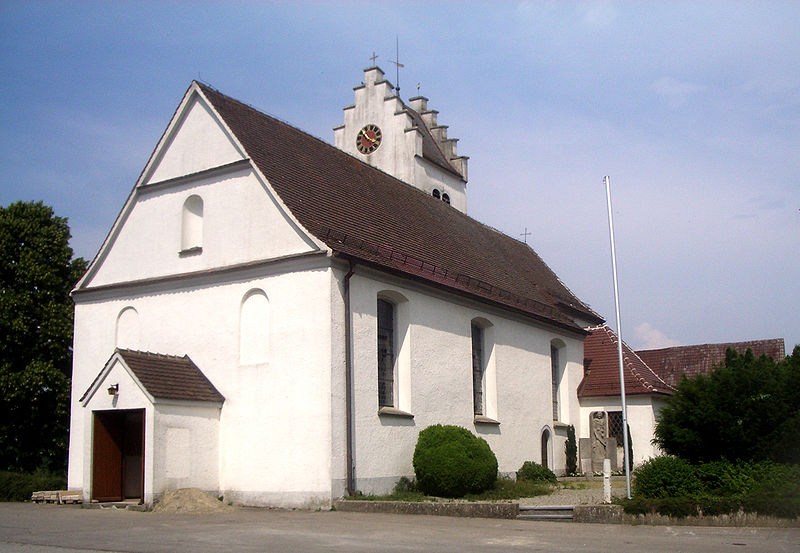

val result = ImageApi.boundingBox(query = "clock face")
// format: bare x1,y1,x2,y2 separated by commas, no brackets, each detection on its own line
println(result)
356,124,382,154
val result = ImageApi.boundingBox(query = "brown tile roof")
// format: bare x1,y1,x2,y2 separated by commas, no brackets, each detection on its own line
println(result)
636,339,786,388
81,349,224,404
196,82,602,331
578,325,674,398
404,105,463,178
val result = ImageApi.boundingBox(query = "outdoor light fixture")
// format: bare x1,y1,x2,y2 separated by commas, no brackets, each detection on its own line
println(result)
107,383,119,396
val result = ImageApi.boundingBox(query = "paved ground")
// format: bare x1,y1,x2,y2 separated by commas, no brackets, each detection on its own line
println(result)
1,503,799,553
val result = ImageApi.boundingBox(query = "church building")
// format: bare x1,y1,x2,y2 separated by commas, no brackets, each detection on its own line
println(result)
68,67,605,508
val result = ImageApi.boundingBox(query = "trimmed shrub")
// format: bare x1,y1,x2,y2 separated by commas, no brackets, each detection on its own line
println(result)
516,461,557,483
565,425,578,476
0,470,66,502
632,456,702,499
412,425,497,498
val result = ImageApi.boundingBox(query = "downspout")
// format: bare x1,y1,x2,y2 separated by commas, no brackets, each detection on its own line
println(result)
343,260,356,496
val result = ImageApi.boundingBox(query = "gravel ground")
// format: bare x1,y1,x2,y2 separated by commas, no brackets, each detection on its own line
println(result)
519,480,629,506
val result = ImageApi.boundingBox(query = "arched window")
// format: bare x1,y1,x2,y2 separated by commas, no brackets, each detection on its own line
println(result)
240,289,269,365
432,189,441,199
181,195,203,252
116,307,140,350
471,317,496,420
550,339,566,421
442,193,450,204
541,427,552,469
377,291,411,413
377,298,395,408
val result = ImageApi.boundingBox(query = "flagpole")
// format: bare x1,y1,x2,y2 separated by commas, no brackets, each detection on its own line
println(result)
604,175,632,499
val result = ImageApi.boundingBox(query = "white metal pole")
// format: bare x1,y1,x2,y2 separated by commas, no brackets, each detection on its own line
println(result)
604,175,632,499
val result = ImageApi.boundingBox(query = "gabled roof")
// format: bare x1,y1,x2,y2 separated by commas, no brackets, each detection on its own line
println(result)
80,349,224,405
195,82,602,332
578,325,674,398
636,338,786,388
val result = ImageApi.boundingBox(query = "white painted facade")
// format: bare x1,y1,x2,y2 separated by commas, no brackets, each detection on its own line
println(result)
334,67,468,213
578,395,669,467
69,76,596,509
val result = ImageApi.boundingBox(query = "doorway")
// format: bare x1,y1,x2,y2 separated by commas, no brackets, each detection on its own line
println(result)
92,410,144,502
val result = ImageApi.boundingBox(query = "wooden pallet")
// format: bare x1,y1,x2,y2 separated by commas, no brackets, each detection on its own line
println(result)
30,490,83,504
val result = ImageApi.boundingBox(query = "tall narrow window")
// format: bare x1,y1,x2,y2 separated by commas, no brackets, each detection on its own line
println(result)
240,289,269,365
181,195,203,252
472,323,484,415
551,342,561,420
377,298,395,408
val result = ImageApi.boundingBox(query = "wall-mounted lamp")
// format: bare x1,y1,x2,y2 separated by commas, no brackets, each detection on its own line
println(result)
107,383,119,396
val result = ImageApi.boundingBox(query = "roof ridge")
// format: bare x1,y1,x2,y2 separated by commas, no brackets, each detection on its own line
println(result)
601,325,674,392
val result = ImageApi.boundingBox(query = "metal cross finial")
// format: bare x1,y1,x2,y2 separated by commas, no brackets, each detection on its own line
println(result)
520,227,532,244
369,51,378,65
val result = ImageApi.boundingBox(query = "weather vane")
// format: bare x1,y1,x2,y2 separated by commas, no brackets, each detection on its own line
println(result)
390,36,404,95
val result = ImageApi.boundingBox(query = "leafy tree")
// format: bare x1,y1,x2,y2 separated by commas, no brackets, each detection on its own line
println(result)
0,201,86,472
653,346,799,465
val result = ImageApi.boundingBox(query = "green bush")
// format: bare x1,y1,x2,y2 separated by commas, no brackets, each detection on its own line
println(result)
0,470,66,502
565,425,578,476
412,425,498,498
694,460,763,497
632,456,702,498
516,461,557,483
742,463,800,519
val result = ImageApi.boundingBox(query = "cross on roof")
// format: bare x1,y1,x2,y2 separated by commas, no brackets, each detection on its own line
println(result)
369,51,378,65
520,227,532,244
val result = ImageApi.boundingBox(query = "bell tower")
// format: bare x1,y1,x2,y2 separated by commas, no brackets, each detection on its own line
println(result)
334,66,469,213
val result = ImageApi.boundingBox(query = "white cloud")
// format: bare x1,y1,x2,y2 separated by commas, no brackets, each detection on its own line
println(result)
652,77,707,109
632,322,681,350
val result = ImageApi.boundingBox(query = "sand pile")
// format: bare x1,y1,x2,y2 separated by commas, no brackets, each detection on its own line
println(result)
151,488,234,514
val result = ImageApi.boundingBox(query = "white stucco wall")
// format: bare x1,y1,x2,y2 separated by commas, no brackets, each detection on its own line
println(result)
145,94,245,185
84,166,316,288
343,268,585,494
152,403,221,497
69,257,336,508
578,395,668,467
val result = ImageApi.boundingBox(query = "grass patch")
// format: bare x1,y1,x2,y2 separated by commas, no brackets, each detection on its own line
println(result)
464,478,552,501
344,476,553,502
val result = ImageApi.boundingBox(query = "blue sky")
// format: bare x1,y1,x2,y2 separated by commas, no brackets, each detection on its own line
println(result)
2,1,798,351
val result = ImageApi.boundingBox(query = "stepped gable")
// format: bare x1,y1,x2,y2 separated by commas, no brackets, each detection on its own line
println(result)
636,338,786,388
578,325,674,398
403,103,463,178
197,82,601,331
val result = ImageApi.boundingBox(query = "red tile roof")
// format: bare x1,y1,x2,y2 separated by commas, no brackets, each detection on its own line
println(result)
81,349,224,404
196,82,602,332
578,325,674,398
636,339,785,388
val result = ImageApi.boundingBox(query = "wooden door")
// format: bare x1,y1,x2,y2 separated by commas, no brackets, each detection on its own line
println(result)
92,410,145,502
92,412,124,501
